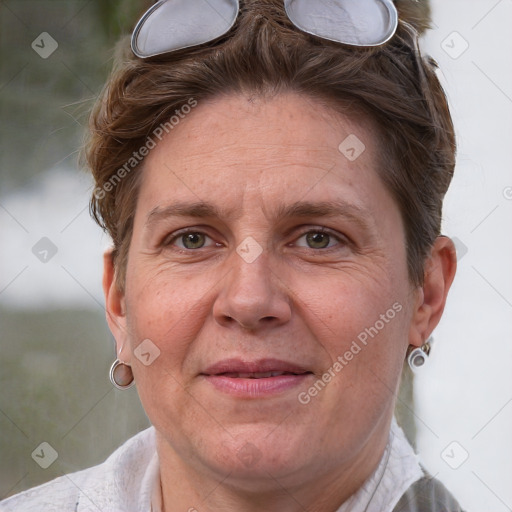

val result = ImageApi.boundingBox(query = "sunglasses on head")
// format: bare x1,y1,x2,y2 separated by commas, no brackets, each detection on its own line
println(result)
131,0,399,59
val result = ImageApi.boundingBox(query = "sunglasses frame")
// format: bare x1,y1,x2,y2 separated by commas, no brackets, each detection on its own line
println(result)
131,0,399,59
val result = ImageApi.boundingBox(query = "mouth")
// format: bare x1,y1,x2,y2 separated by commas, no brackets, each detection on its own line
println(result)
216,371,309,379
201,359,313,397
202,358,311,376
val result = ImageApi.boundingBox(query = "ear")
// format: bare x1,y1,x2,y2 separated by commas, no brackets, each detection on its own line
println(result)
103,249,131,364
409,236,457,347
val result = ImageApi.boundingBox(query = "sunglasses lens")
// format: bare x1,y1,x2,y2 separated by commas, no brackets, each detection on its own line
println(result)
132,0,239,58
284,0,398,46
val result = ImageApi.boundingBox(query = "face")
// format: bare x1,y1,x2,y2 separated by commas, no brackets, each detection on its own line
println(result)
106,92,425,491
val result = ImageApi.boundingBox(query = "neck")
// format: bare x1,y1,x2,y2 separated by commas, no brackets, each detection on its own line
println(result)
156,413,393,512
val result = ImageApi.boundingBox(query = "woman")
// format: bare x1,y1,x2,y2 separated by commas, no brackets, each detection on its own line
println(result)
1,0,463,510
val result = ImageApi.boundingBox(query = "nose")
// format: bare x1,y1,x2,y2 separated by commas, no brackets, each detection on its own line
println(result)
213,249,292,331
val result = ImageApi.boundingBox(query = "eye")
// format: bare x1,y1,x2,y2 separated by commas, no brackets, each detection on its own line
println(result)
163,227,348,252
165,230,216,250
295,228,347,250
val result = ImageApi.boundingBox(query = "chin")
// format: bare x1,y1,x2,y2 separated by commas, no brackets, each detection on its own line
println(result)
205,427,320,486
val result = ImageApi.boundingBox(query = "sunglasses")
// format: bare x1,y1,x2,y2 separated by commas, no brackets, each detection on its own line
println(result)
132,0,399,59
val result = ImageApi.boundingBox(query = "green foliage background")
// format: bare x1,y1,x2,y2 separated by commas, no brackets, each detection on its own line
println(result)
0,0,152,497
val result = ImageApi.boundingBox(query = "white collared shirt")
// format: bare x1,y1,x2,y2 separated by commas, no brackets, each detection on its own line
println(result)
1,417,423,512
334,417,424,512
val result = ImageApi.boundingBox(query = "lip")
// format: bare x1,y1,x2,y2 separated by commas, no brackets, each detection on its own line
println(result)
203,358,310,376
201,358,313,398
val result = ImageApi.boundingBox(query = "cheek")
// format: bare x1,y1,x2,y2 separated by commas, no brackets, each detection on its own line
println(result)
319,271,401,328
306,270,411,381
283,269,409,392
306,286,409,413
122,270,203,419
123,263,210,361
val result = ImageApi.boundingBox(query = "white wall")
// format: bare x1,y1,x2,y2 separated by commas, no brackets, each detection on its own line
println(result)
417,1,512,510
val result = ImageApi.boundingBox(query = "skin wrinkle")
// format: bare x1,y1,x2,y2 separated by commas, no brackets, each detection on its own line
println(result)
103,91,455,512
141,201,381,271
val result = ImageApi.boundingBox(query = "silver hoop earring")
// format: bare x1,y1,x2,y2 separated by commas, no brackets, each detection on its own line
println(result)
407,337,433,372
109,359,135,390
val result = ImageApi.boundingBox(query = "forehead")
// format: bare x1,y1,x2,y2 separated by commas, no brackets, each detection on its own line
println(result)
138,92,383,207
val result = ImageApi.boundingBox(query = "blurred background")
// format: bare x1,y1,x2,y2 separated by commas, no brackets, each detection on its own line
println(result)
0,1,511,510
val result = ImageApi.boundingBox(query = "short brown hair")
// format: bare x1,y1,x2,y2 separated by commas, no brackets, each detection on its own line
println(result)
86,0,455,291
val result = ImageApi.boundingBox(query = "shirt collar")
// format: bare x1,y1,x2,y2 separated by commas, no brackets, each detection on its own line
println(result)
334,416,424,512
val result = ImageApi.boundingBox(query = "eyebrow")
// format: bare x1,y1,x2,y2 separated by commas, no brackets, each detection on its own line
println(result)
145,200,372,231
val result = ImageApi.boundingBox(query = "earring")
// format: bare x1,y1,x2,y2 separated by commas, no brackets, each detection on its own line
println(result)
407,337,433,372
109,359,135,390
